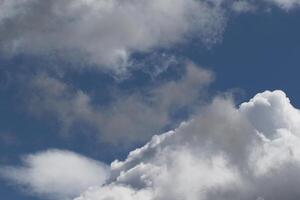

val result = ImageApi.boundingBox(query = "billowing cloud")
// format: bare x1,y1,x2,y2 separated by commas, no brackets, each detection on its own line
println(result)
26,63,213,143
72,90,300,200
0,0,225,72
0,149,109,199
2,90,300,200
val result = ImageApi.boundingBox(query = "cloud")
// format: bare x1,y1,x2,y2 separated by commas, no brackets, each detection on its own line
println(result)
264,0,300,10
1,0,300,74
240,90,300,139
231,1,257,13
26,63,213,143
3,90,300,200
0,149,109,199
72,90,300,200
0,0,225,73
231,0,300,11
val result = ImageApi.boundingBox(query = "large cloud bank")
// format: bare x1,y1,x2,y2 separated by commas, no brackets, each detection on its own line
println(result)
2,90,300,200
73,90,300,200
1,0,300,72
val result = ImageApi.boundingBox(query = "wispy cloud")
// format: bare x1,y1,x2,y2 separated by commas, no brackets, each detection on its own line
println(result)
265,0,300,10
25,63,213,143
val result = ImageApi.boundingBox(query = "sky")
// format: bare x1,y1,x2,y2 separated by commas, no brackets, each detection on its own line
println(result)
1,0,300,200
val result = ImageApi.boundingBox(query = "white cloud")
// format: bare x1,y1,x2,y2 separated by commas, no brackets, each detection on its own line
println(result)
1,0,300,73
73,90,300,200
240,90,300,139
1,0,300,74
0,149,109,199
0,0,225,73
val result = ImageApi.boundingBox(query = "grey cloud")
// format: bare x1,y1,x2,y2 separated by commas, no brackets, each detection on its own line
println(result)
26,64,213,143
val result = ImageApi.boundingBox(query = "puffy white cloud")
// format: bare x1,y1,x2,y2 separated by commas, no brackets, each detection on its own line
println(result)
0,149,109,199
74,90,300,200
0,0,225,72
240,90,300,139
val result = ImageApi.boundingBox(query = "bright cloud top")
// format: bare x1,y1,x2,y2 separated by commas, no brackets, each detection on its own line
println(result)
0,150,109,199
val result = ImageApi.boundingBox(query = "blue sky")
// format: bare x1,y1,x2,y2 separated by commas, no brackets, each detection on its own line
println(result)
1,1,300,200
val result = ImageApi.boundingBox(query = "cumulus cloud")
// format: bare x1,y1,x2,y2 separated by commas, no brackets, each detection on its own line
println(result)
0,0,225,72
26,63,213,143
0,149,109,199
72,90,300,200
3,90,300,200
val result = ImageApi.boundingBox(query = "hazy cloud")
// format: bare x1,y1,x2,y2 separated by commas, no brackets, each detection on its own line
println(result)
26,64,213,143
231,1,257,13
265,0,300,9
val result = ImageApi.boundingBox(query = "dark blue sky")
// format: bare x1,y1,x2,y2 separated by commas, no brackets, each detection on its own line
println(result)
1,5,300,200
